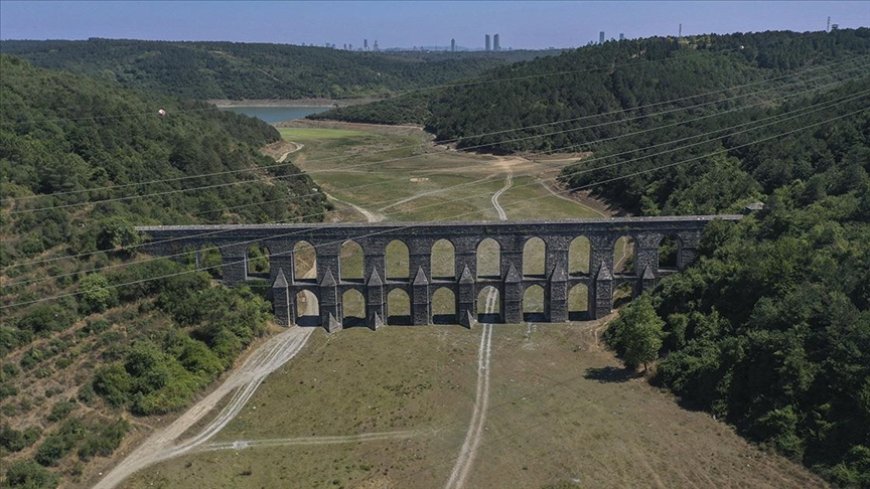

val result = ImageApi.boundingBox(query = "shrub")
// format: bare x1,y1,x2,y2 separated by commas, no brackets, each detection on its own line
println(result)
77,418,128,460
78,273,117,314
4,460,58,489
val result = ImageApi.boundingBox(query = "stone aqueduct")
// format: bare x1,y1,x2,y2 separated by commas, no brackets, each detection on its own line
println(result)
137,216,740,331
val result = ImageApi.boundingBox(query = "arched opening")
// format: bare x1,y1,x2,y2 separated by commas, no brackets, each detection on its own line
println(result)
201,245,222,279
432,287,456,324
295,290,320,326
431,239,455,280
569,236,591,275
387,288,411,325
613,236,636,275
568,284,589,321
246,243,270,279
476,286,501,323
340,240,364,282
522,237,546,277
523,285,546,321
341,289,366,328
476,238,501,279
386,240,410,280
293,241,317,282
614,282,634,308
658,235,681,271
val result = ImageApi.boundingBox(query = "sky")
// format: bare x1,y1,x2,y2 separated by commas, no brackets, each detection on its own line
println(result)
1,1,867,50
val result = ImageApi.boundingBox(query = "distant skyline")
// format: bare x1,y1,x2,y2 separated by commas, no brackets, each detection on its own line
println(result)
1,1,868,50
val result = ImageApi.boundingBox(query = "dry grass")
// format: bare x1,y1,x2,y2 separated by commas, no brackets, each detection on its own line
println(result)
121,323,825,489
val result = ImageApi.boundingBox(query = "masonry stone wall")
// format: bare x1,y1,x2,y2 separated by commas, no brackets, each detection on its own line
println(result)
137,215,740,331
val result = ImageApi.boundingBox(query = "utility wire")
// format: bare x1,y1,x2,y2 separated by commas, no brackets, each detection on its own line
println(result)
5,86,864,287
3,105,863,310
4,55,865,208
3,73,864,275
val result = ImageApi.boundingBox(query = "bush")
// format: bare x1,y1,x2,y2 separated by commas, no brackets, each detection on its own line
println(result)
47,400,76,422
35,419,85,466
79,273,117,314
4,460,58,489
0,424,41,452
15,304,76,335
92,363,132,408
77,418,128,460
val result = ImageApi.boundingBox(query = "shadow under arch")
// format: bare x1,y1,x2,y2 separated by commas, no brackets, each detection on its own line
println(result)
341,289,366,328
523,284,546,322
432,287,456,324
295,289,320,326
387,288,411,325
568,283,589,321
476,285,501,323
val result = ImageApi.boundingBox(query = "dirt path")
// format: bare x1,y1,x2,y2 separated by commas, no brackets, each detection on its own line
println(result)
276,141,304,163
93,326,312,489
324,191,385,223
199,429,426,452
490,173,513,221
538,179,608,218
377,175,499,212
445,172,509,489
445,301,494,489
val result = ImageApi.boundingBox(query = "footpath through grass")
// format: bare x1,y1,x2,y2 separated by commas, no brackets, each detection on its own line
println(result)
122,323,825,489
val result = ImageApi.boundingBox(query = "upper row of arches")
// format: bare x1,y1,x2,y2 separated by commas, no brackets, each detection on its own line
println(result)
190,234,682,281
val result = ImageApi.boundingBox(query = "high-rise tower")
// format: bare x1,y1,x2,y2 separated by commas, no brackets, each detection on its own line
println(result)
599,31,605,44
493,34,500,51
364,39,368,50
451,38,456,52
485,34,491,51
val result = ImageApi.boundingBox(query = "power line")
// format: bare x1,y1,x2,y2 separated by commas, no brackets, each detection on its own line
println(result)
4,68,864,277
4,54,865,208
5,85,863,287
8,59,865,216
3,105,863,310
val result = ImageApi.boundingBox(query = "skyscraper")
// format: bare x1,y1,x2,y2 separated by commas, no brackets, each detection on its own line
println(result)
451,38,455,52
364,39,368,50
599,31,605,44
619,33,625,41
493,34,500,51
485,34,491,51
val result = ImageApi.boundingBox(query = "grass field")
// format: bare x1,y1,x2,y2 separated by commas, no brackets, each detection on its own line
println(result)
121,324,824,489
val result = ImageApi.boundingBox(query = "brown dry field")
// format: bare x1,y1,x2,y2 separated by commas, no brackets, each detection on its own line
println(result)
120,322,825,489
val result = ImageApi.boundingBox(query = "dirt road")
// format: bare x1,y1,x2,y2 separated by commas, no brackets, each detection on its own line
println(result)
444,170,510,489
490,173,513,220
276,141,304,163
324,191,385,223
92,326,312,489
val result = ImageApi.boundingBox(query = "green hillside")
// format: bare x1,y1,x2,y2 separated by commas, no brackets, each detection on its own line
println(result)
0,56,327,487
0,39,552,100
313,29,870,147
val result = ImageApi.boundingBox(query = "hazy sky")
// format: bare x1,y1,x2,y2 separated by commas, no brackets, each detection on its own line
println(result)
1,1,867,49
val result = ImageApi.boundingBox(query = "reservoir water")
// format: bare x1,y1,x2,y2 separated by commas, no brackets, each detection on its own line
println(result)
220,106,330,123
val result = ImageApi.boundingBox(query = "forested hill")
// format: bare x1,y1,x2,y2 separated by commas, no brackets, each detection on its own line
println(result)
313,29,870,149
0,56,326,487
0,39,551,100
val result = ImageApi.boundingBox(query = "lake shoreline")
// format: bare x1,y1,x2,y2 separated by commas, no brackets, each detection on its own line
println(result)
208,97,379,108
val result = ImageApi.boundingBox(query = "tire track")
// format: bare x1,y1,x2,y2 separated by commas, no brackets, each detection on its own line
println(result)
200,429,427,452
93,327,312,489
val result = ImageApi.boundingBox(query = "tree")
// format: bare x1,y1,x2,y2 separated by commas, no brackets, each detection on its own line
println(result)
79,273,117,314
608,295,665,371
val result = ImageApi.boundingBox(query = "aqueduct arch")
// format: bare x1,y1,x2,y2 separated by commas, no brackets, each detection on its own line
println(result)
138,215,740,331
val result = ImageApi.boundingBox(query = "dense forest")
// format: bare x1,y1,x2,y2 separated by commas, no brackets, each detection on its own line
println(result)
314,29,870,150
0,55,326,487
0,39,553,100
